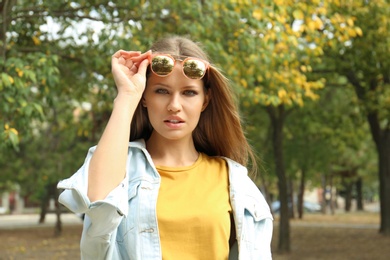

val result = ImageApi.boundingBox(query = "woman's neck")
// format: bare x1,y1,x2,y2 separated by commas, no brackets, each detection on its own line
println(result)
146,134,199,167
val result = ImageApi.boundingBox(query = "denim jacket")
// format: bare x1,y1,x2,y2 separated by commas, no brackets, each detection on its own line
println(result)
58,140,273,259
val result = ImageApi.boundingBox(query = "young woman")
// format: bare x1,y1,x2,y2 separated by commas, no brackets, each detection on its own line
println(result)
58,36,273,259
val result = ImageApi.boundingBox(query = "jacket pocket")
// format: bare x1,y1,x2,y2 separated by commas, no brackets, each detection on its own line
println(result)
242,196,272,251
244,195,271,221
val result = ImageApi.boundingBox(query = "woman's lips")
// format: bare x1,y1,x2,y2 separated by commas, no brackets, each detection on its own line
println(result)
164,117,184,128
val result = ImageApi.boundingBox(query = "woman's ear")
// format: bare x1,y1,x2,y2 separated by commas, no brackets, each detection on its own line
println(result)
142,97,147,107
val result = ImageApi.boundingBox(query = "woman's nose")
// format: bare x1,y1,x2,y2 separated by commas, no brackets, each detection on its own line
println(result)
167,94,181,112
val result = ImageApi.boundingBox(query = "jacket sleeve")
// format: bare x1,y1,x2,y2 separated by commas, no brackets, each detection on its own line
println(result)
57,146,129,259
240,179,273,260
226,158,273,260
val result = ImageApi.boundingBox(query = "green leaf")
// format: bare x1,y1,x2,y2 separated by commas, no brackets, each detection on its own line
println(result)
8,130,20,152
33,103,45,118
1,73,12,87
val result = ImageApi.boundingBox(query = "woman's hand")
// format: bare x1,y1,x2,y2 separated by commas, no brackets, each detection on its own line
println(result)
111,50,151,97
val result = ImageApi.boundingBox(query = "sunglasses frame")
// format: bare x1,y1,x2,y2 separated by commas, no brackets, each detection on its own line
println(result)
149,53,210,80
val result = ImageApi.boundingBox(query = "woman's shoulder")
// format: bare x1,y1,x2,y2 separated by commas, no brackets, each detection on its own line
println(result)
204,154,253,186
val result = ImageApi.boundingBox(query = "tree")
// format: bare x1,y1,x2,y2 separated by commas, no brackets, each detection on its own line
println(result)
0,0,60,151
229,1,359,252
322,0,390,235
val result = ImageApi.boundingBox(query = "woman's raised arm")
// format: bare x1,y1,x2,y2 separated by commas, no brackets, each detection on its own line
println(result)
87,50,150,202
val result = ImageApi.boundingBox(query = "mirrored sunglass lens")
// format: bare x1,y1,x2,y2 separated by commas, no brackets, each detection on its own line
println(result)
151,56,175,75
183,59,206,79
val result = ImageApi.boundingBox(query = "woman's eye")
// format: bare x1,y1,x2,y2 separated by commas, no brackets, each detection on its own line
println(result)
155,89,169,94
183,90,198,96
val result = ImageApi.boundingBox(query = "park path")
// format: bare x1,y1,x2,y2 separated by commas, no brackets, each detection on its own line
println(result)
0,213,83,230
0,202,379,230
0,212,379,230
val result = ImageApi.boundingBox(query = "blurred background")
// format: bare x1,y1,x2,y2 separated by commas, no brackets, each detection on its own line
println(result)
1,0,389,259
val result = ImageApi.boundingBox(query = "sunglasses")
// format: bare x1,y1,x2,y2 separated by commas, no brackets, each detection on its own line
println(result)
149,54,209,80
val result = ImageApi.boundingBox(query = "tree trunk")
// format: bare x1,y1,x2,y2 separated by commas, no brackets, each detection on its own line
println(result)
356,177,364,211
288,178,294,219
329,175,335,215
0,0,17,65
259,173,273,208
378,129,390,235
266,105,290,253
343,178,353,212
365,107,390,235
54,185,62,236
39,186,49,224
321,174,327,214
349,72,390,236
297,168,306,219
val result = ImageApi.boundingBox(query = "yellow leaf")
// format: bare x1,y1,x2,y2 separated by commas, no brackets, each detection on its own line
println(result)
316,7,327,15
4,124,9,130
355,27,363,37
305,90,320,100
347,18,354,27
348,28,357,37
293,9,304,20
314,18,324,29
8,75,14,84
276,14,286,24
16,68,24,77
274,0,285,6
307,20,316,31
240,79,247,88
275,42,287,53
32,35,41,46
278,89,287,99
296,98,304,107
253,9,262,20
10,128,19,136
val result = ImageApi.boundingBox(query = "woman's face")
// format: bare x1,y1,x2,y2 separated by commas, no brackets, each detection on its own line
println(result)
142,62,209,142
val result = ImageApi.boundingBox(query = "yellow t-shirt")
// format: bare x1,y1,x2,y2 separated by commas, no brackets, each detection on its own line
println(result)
156,153,232,260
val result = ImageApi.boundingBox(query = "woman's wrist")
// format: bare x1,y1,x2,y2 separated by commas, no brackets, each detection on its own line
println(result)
114,92,142,107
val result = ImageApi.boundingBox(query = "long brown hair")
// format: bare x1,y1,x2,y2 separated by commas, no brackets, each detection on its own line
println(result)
130,35,257,174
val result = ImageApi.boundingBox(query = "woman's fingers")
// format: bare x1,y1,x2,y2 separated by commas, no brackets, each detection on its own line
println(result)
111,50,150,94
118,50,141,57
137,58,150,76
113,50,151,69
129,50,151,62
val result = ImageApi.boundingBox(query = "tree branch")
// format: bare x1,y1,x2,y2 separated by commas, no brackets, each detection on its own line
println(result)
346,70,365,100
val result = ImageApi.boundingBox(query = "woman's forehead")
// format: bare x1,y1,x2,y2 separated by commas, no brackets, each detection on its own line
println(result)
152,52,189,60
